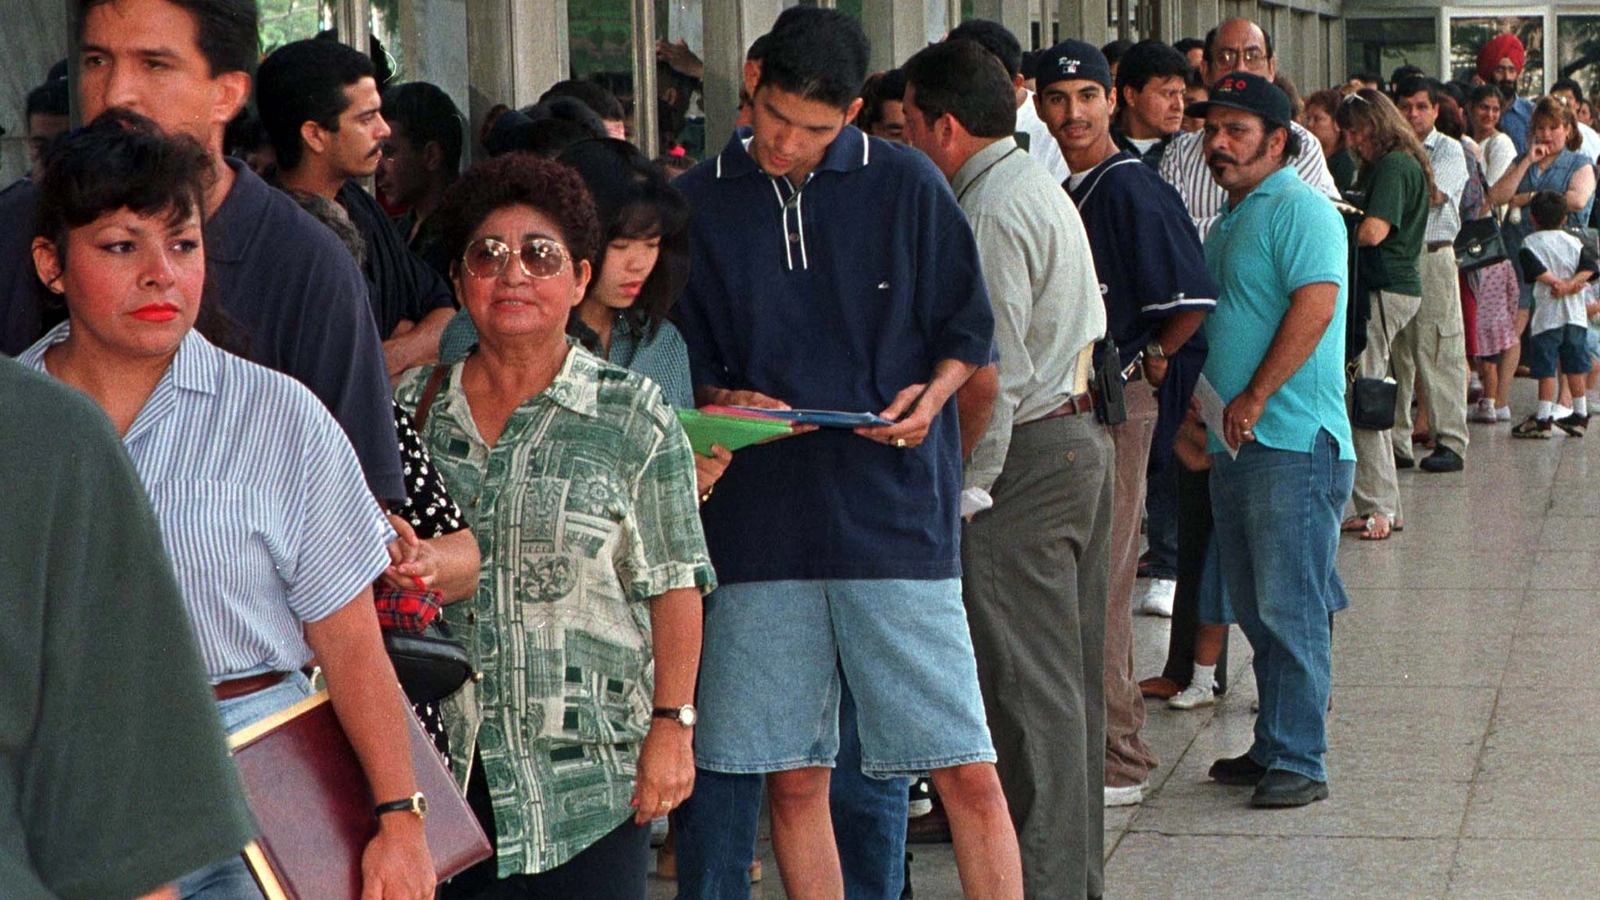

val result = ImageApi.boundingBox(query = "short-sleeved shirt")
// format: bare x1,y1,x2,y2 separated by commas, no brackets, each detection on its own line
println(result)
1356,150,1428,298
19,325,396,679
1515,149,1597,234
1500,95,1535,156
1520,229,1599,333
673,127,994,584
1067,151,1218,364
0,357,254,900
1160,120,1341,241
0,163,406,502
1202,166,1355,460
394,345,715,875
954,137,1106,493
568,314,696,410
338,181,456,339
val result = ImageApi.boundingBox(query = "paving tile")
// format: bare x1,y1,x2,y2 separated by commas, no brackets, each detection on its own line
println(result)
1333,627,1513,687
1105,835,1454,900
1515,591,1600,634
1445,839,1600,900
1324,687,1494,781
1464,750,1600,839
1484,688,1600,756
1501,633,1600,687
1339,589,1523,634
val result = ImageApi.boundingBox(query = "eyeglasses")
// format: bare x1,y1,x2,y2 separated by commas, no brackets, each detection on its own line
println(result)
1214,47,1268,67
461,236,570,280
1343,92,1371,106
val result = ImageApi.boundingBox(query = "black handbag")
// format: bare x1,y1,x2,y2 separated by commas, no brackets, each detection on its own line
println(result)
1349,291,1398,431
1455,217,1508,272
384,620,475,705
381,364,476,706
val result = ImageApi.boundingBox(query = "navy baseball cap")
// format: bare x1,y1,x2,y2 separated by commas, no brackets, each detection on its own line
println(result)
1184,72,1291,128
1035,40,1113,93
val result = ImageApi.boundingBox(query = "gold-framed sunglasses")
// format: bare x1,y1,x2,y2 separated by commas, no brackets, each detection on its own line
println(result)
461,236,570,280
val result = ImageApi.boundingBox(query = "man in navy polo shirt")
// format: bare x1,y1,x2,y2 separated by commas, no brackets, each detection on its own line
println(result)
673,10,1023,899
1190,73,1352,807
1037,39,1217,809
0,0,403,503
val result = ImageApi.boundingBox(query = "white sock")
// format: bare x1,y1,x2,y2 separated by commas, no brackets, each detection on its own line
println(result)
1192,663,1217,690
1497,405,1511,416
1576,396,1589,416
1539,400,1555,420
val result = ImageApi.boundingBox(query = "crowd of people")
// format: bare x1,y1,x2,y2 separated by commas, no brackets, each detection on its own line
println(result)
0,2,1579,900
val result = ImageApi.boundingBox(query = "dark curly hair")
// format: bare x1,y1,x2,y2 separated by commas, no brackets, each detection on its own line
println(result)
435,153,602,278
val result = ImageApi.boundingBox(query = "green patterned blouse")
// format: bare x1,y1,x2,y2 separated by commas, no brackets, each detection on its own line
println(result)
395,343,716,876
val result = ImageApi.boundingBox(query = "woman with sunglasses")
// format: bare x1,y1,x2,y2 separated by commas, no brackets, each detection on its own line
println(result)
21,121,434,900
396,152,714,900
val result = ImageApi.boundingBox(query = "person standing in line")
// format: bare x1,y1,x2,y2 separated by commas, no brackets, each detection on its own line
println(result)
0,0,406,505
1191,72,1354,808
1036,40,1217,809
1479,33,1535,156
257,39,457,378
1391,76,1471,473
1112,40,1190,170
947,19,1072,184
673,10,1024,899
380,80,466,282
903,38,1113,900
1336,88,1433,541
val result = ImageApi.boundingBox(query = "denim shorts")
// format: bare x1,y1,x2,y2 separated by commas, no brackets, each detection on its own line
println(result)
694,579,996,777
1528,324,1592,378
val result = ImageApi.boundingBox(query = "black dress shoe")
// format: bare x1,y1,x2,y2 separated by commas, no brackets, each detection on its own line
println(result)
1394,452,1415,469
1208,753,1269,786
1249,769,1329,807
1419,445,1464,473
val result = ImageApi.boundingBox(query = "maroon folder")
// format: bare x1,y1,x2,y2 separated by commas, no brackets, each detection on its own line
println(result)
228,691,491,900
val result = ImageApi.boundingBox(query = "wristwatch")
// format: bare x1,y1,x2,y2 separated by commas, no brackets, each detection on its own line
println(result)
653,704,698,727
1143,339,1167,361
375,791,428,821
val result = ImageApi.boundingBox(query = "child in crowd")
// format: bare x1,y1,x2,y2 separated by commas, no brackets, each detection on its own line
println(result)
1514,190,1598,438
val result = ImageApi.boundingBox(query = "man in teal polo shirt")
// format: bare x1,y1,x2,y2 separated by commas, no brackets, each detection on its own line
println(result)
1188,73,1354,808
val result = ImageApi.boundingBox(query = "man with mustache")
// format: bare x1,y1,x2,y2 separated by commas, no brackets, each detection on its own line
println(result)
1188,72,1352,807
258,38,456,377
1036,39,1216,809
1480,33,1535,156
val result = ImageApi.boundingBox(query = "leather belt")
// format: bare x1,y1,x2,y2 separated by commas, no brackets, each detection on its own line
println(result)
1426,241,1453,252
213,672,288,701
1023,392,1094,425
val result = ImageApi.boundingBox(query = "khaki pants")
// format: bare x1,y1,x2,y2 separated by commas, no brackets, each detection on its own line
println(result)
1352,289,1422,521
1392,246,1471,459
1103,384,1160,788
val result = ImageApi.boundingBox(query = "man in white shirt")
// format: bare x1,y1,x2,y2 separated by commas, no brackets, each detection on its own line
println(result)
948,19,1072,184
1158,18,1339,240
1394,76,1471,473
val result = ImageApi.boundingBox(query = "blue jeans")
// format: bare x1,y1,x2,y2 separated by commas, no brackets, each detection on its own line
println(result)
179,671,316,900
673,678,909,900
1209,430,1353,783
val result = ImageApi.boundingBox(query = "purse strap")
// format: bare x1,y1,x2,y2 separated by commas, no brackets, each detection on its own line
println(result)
412,364,451,432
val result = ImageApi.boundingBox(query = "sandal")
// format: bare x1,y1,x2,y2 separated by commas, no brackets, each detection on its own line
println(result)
1341,515,1370,533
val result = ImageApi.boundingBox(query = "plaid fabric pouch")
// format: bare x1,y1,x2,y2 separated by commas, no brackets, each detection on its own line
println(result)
374,578,443,633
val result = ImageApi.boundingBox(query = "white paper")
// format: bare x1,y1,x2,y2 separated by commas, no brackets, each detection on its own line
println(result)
1193,375,1238,459
960,487,994,518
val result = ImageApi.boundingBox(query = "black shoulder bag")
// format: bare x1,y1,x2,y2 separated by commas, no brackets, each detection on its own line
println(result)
1348,293,1397,431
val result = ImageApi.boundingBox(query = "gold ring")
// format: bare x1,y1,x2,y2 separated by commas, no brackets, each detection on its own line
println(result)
658,800,672,810
895,438,907,448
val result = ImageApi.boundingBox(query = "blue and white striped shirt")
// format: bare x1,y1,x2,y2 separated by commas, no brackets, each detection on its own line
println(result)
20,324,395,680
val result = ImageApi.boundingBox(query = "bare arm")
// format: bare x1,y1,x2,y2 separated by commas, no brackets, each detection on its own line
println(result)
302,592,433,900
631,586,703,823
1356,216,1393,247
1220,281,1340,449
383,307,456,380
1568,163,1596,213
1488,149,1542,207
956,364,1000,459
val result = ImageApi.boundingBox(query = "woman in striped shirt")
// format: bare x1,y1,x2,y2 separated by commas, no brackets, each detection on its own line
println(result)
21,119,433,900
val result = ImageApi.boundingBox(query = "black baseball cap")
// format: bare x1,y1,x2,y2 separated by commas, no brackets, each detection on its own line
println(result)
1035,40,1113,93
1183,72,1291,128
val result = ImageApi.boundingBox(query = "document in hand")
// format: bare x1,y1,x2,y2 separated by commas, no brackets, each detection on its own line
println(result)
676,408,795,455
228,691,491,900
724,407,895,428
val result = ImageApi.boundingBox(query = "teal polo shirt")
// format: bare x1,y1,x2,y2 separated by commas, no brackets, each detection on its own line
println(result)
1202,165,1354,460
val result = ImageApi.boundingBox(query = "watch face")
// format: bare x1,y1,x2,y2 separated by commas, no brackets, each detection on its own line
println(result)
679,705,698,727
415,793,429,816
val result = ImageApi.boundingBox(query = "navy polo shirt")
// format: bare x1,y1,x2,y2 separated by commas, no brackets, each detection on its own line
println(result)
674,126,993,585
0,161,404,502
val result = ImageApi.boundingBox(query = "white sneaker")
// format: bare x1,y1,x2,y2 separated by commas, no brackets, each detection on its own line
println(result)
1496,406,1512,422
1469,399,1498,423
1139,578,1176,617
1103,780,1147,807
1168,681,1218,710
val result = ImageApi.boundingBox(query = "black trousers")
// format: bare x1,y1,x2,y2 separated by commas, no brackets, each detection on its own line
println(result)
443,748,652,900
1159,465,1230,691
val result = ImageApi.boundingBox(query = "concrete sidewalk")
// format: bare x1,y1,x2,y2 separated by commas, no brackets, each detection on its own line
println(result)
651,386,1591,899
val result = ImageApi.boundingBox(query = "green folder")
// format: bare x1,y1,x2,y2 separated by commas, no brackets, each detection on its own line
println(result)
676,409,794,455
